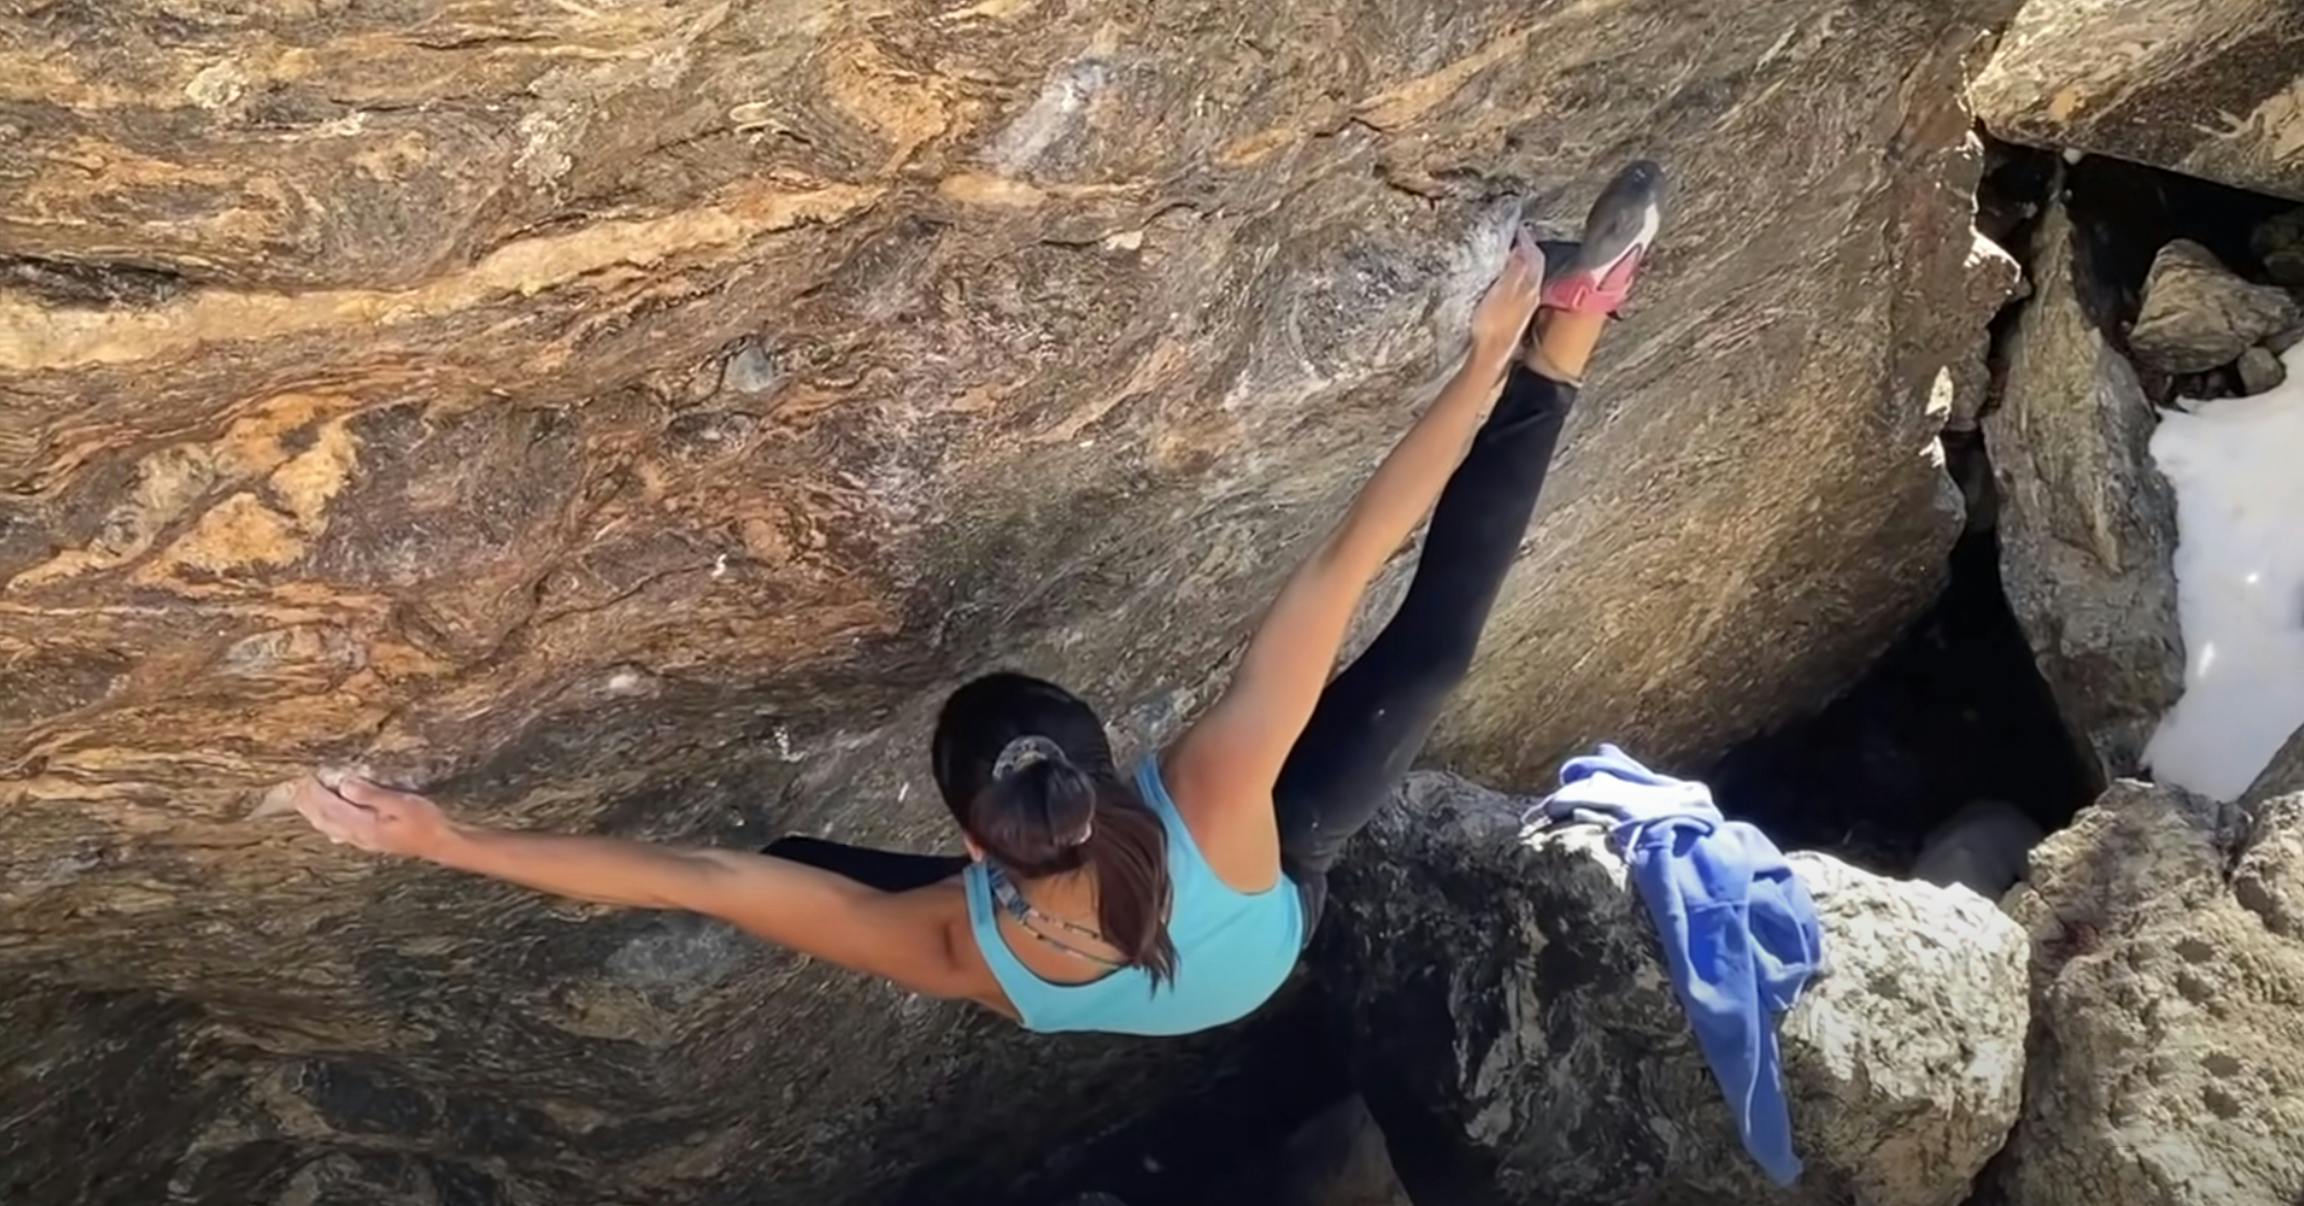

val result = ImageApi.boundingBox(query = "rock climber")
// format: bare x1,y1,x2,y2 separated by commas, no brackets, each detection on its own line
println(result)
286,161,1668,1037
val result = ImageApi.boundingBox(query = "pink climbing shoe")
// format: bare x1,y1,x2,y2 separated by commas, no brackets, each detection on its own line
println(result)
1538,160,1667,316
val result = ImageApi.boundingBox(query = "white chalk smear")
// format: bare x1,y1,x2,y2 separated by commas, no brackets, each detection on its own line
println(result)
2144,343,2304,801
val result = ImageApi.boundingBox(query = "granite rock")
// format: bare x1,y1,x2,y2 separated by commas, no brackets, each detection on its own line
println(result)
1985,197,2185,782
0,0,2019,1200
1972,0,2304,202
2256,208,2304,286
2000,781,2304,1206
1324,773,2029,1206
2128,240,2300,373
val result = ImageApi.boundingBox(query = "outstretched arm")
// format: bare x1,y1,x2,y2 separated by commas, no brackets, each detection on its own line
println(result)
286,775,969,997
1171,241,1543,812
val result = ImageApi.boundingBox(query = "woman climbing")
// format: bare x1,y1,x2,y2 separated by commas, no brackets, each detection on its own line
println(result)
288,161,1668,1037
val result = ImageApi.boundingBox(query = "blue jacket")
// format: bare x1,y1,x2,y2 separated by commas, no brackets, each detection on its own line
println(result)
1540,745,1824,1186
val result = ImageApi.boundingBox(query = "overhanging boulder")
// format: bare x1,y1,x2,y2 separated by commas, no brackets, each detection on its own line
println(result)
0,0,2019,1199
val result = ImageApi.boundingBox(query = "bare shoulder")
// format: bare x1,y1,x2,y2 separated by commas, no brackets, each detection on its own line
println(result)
1156,746,1283,894
868,876,989,1001
904,877,1017,1019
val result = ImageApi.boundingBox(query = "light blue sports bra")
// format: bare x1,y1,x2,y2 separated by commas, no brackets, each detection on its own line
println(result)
962,757,1306,1036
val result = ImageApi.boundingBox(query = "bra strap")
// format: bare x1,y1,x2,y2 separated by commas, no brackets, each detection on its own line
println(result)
989,866,1127,969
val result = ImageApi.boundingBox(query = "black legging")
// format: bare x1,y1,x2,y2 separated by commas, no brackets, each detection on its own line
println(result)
767,366,1577,929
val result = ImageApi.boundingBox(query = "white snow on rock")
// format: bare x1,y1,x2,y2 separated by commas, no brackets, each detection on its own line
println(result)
2145,343,2304,801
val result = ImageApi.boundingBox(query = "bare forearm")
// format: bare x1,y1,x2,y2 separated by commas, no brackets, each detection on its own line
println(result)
424,824,716,910
1320,339,1517,578
286,775,945,983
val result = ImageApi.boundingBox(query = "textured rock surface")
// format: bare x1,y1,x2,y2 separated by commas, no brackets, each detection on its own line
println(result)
0,989,229,1206
1971,0,2304,201
2258,209,2304,286
2248,726,2304,805
2236,344,2288,395
2000,781,2304,1206
0,0,2017,1200
1323,773,2029,1206
1985,196,2183,782
2129,240,2300,373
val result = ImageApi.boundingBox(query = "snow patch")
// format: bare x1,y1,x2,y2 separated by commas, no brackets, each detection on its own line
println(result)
2144,343,2304,801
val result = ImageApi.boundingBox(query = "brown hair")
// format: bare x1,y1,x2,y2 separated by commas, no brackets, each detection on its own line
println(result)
932,672,1177,986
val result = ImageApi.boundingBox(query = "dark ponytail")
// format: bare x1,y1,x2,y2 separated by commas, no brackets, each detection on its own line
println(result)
933,673,1179,986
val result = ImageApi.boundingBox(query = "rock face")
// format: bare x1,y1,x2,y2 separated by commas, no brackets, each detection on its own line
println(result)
0,990,228,1206
2236,345,2288,395
2248,726,2304,805
1912,799,2046,897
2000,781,2304,1206
1985,196,2184,783
2257,209,2304,286
2129,240,2301,373
1323,773,2030,1206
1971,0,2304,201
0,1,2017,1201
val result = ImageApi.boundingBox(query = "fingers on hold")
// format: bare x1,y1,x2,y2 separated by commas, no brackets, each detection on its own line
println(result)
292,783,369,845
335,774,400,808
333,775,379,804
1515,236,1544,273
296,801,347,841
289,786,334,827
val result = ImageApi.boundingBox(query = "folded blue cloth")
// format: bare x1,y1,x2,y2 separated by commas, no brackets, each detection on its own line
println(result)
1540,744,1824,1187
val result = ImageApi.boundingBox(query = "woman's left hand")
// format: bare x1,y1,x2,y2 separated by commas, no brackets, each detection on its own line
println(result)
289,773,451,859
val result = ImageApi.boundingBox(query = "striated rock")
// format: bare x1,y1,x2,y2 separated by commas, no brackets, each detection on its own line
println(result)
1985,197,2184,782
2257,208,2304,286
2247,726,2304,806
2236,345,2289,395
2000,781,2304,1206
1324,773,2029,1206
1971,0,2304,202
0,0,2020,1201
1947,234,2028,433
2129,240,2301,374
0,987,230,1206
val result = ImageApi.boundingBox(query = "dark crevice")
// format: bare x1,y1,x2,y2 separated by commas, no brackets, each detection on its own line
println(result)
0,255,191,307
1698,132,2094,870
988,995,1351,1206
1703,524,2094,871
2062,154,2299,404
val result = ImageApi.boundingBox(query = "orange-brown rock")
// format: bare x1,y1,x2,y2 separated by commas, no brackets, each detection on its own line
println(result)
1,0,2016,1201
